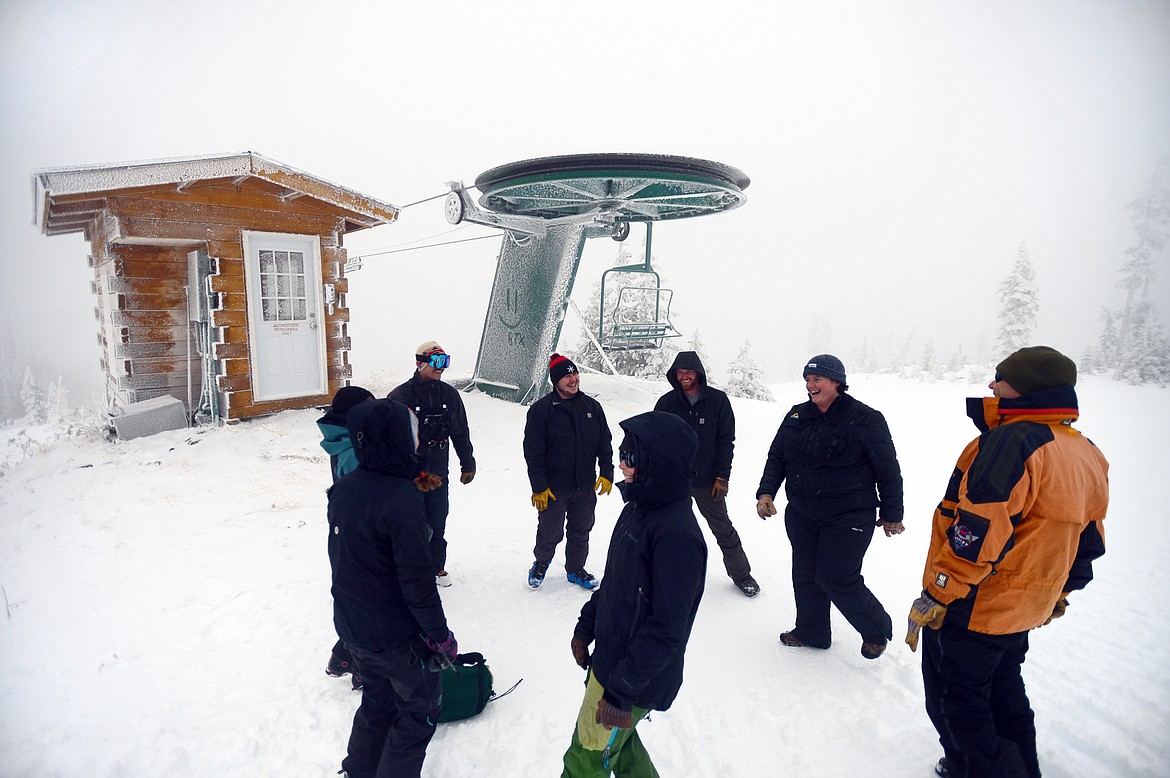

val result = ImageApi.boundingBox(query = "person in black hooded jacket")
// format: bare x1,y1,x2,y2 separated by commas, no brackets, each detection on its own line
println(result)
562,411,707,777
327,398,458,778
654,350,759,597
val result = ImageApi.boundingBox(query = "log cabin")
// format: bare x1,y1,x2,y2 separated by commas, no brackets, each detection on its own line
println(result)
32,152,397,422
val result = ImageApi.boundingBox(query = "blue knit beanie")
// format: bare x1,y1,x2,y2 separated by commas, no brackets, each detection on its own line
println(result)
803,354,847,386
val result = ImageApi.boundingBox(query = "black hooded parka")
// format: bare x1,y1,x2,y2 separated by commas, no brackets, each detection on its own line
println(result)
327,399,449,651
653,350,736,487
573,411,708,711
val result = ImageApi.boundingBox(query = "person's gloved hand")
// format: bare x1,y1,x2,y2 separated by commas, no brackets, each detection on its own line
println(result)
460,471,475,485
711,477,729,499
595,694,633,730
756,495,777,519
905,592,947,652
1040,596,1069,627
595,477,613,496
531,488,556,512
414,472,443,492
425,630,458,668
570,637,591,670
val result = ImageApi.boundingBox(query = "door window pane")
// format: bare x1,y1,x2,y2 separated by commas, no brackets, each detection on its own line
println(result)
258,247,311,322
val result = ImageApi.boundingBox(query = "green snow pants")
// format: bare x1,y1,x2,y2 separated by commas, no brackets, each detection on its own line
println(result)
561,670,658,778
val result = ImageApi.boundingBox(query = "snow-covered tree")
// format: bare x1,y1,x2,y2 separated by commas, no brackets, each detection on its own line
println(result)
994,242,1039,358
724,340,774,402
46,379,70,425
21,367,46,424
1111,165,1170,383
687,329,716,384
572,240,681,379
920,337,937,377
1115,303,1170,384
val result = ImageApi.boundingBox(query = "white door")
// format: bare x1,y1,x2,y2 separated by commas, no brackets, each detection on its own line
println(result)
243,231,327,401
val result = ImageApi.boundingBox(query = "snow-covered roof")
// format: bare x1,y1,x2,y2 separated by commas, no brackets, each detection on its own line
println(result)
32,151,399,236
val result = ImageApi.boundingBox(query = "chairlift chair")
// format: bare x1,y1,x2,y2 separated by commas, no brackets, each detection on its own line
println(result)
598,222,681,351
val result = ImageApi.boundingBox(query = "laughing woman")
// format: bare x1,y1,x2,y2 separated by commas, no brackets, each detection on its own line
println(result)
755,354,905,660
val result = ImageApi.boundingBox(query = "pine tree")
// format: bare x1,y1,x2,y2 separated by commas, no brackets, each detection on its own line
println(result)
1112,164,1170,382
1096,309,1120,371
687,330,716,384
21,367,46,424
995,242,1039,359
724,340,775,402
921,337,937,376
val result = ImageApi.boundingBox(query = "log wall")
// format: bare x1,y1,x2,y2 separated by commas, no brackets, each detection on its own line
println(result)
79,177,357,420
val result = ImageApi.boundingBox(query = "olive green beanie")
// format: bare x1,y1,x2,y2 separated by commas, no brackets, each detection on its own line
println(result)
995,346,1077,395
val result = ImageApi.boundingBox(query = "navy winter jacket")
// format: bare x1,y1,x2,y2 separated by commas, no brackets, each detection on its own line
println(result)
388,373,475,478
523,390,614,494
328,399,449,651
756,392,904,524
574,411,707,711
653,350,736,487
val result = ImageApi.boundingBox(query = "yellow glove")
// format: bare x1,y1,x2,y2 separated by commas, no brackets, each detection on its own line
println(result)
905,592,948,652
756,495,777,519
531,488,556,512
595,476,613,496
1040,596,1069,627
711,477,729,499
460,471,475,485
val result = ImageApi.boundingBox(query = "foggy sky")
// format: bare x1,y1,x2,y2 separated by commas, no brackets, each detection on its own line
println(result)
2,0,1168,401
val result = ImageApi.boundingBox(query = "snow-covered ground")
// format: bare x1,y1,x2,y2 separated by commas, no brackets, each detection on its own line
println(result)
1,371,1166,777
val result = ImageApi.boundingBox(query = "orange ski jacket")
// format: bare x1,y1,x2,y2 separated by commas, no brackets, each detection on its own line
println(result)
921,387,1109,635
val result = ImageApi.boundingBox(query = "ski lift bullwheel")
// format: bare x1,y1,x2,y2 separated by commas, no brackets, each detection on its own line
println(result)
474,153,750,227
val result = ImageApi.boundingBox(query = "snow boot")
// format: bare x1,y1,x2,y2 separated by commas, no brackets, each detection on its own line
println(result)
326,652,353,678
861,639,887,660
934,757,949,777
733,575,761,597
566,569,599,590
528,560,550,589
780,631,829,650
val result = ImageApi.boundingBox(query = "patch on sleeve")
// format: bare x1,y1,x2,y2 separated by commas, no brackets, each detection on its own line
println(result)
934,572,949,589
947,511,991,562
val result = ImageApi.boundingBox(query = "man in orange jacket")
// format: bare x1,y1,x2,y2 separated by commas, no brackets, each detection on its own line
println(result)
906,346,1109,778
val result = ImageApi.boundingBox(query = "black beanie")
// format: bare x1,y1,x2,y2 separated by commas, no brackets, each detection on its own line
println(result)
549,353,578,386
803,354,847,386
320,385,374,426
996,346,1077,395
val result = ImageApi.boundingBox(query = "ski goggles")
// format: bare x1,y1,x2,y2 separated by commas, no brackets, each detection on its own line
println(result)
420,353,450,370
619,448,637,469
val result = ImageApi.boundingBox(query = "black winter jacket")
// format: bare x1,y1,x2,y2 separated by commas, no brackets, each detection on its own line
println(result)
756,393,904,524
328,399,449,651
388,373,475,477
653,350,735,487
523,390,614,494
574,411,707,712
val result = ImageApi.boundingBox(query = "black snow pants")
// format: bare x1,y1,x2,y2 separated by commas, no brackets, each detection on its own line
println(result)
921,622,1040,778
783,505,892,647
342,639,442,778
